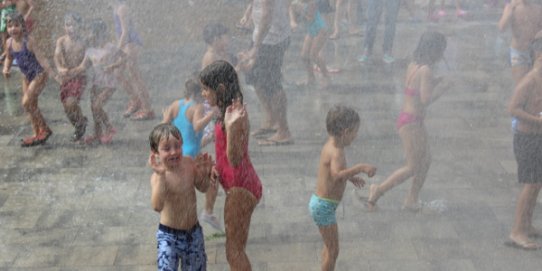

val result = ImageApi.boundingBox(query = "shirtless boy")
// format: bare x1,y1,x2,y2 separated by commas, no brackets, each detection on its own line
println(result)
507,33,542,250
498,0,542,84
309,105,376,270
149,123,213,270
54,12,88,141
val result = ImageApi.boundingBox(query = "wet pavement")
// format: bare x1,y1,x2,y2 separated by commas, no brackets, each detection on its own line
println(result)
1,4,542,271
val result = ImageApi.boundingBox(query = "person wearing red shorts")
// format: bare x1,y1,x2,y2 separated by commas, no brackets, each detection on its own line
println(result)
54,12,88,141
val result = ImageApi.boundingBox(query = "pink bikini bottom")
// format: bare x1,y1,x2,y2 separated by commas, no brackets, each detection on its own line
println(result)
396,112,421,130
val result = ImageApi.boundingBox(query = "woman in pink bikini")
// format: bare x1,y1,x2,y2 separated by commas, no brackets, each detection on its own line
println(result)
367,31,450,211
200,60,262,271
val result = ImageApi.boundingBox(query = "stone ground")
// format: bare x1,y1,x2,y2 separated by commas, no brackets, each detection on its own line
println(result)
1,3,542,271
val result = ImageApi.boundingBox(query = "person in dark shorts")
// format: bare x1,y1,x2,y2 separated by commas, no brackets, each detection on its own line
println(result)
239,0,293,146
508,32,542,250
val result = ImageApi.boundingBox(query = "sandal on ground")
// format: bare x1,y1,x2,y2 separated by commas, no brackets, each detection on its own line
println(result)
20,129,52,147
20,136,39,147
130,110,155,121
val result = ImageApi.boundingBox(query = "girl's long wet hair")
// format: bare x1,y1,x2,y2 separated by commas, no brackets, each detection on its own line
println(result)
413,31,447,66
199,60,243,127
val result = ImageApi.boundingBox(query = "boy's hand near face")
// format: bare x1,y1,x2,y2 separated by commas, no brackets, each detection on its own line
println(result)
148,152,166,175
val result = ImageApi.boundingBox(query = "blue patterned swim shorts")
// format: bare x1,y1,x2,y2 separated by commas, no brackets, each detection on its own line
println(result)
156,223,207,271
309,193,339,227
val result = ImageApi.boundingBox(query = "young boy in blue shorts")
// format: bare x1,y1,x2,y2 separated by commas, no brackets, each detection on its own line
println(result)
148,123,214,270
309,105,376,270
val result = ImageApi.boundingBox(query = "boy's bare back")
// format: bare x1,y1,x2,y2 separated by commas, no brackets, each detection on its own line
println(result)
150,155,209,230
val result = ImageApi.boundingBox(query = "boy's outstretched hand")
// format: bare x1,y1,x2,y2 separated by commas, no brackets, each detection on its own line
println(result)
148,152,166,175
194,153,214,181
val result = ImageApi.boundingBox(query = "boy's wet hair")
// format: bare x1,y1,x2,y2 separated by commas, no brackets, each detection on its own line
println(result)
184,77,202,100
203,22,229,45
200,60,242,126
149,123,182,153
5,12,26,33
326,105,360,137
64,12,82,25
413,31,447,65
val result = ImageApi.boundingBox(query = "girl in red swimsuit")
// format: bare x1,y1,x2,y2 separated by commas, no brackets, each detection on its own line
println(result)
200,60,262,271
367,31,451,211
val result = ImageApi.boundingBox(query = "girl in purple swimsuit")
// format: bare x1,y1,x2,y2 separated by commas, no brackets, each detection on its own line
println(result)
2,13,57,147
367,31,451,211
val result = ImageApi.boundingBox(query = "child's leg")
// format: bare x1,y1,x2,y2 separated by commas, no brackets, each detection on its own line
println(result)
510,184,542,248
319,224,339,271
123,44,154,119
21,78,38,136
60,76,87,140
525,184,542,235
347,0,360,34
201,184,222,231
224,188,258,271
331,0,345,39
204,184,218,215
301,36,315,84
311,30,330,81
405,129,431,207
93,87,115,132
116,67,141,117
23,73,50,136
89,87,104,138
368,124,423,208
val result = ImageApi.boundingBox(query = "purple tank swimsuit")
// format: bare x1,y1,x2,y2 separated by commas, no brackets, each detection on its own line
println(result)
114,12,143,46
9,39,43,81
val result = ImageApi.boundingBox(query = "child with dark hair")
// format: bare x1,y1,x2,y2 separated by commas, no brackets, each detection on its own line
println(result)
54,12,88,142
200,60,261,270
68,19,126,144
367,31,451,212
162,78,217,158
148,123,213,270
200,22,237,232
3,12,57,147
310,105,376,270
